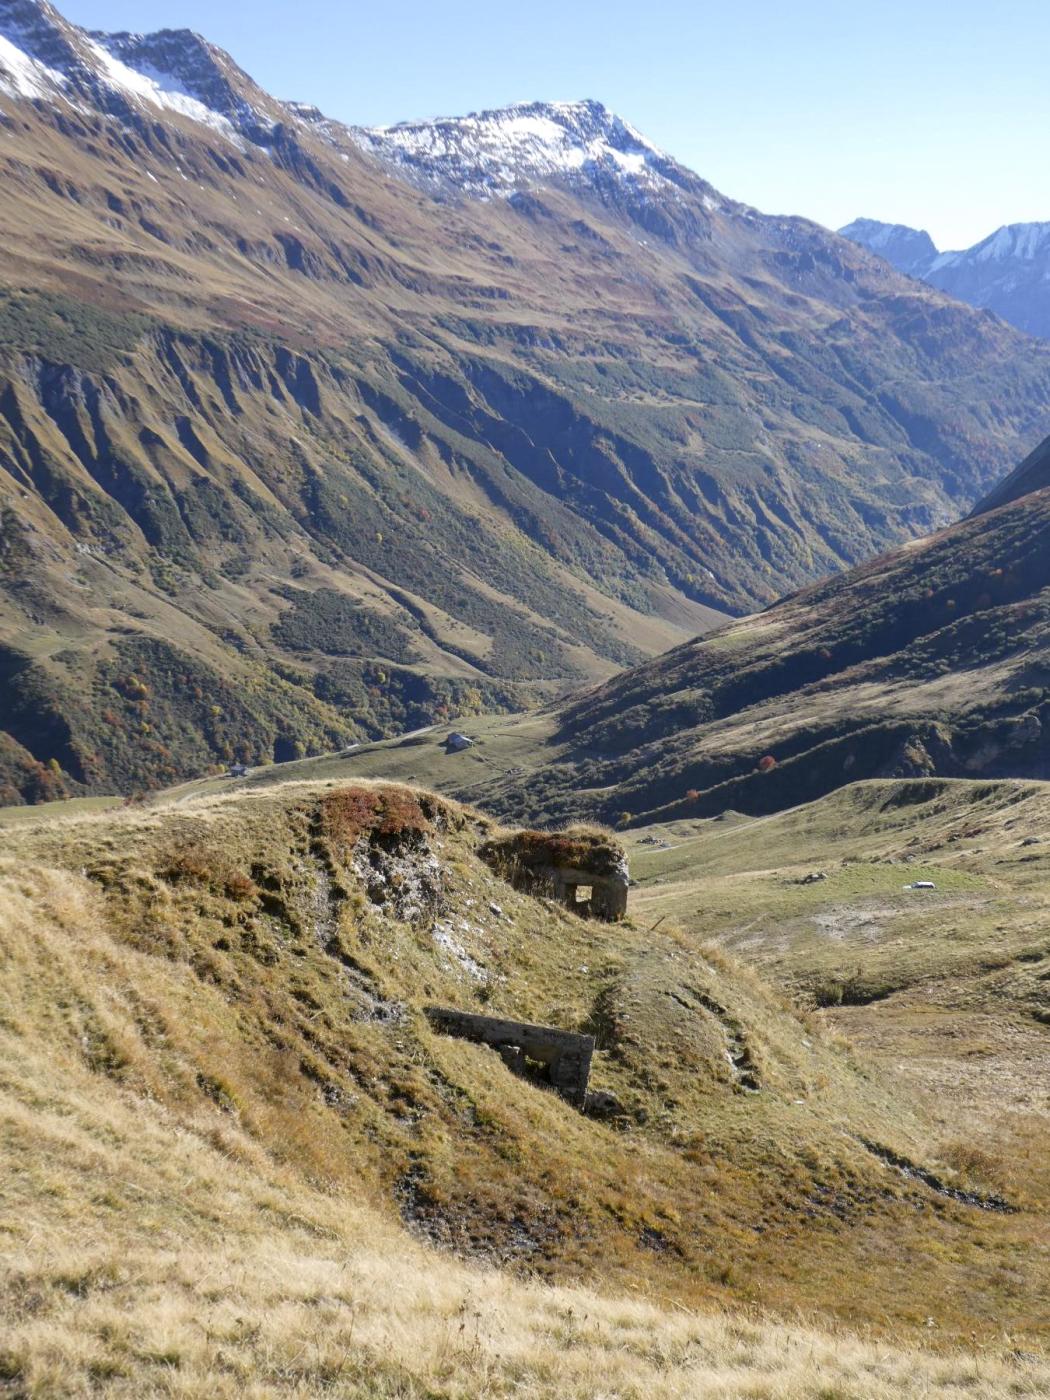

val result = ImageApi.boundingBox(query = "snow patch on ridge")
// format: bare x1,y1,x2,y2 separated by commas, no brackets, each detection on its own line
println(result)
854,222,914,251
928,224,1050,274
0,30,63,97
83,37,245,144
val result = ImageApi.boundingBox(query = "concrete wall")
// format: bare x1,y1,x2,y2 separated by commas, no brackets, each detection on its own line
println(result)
426,1006,595,1107
547,865,628,920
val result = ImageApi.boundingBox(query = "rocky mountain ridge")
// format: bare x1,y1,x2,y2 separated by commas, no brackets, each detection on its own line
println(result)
838,218,938,276
347,98,720,205
0,0,283,139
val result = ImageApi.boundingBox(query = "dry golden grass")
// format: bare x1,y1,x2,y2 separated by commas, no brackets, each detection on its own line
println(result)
8,1240,1048,1398
1,778,1048,1395
2,1032,1044,1400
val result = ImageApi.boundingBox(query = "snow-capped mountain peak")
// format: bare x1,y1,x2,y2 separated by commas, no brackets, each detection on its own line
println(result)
933,221,1050,270
0,6,720,226
0,0,279,145
347,98,693,201
0,0,87,99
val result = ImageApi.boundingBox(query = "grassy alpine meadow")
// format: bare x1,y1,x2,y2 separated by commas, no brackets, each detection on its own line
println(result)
625,777,1050,1210
0,774,1047,1396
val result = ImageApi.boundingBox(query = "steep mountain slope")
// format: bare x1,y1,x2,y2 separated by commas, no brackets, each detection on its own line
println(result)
5,2,1050,802
301,439,1050,828
973,430,1050,515
524,455,1050,824
842,217,1050,339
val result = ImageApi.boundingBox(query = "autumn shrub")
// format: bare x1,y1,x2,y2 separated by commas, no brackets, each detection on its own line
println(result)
319,786,434,858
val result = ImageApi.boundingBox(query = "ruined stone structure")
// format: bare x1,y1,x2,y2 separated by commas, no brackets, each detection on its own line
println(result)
479,830,629,921
544,864,628,919
425,1006,595,1107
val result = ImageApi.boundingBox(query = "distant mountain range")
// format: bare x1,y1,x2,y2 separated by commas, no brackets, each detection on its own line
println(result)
841,217,1050,339
5,0,1050,802
837,219,938,277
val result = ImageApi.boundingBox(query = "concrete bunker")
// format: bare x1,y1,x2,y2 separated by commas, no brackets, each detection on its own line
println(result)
479,829,629,921
426,1006,594,1108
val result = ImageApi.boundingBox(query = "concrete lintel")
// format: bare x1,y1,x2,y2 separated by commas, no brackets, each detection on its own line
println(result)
425,1005,595,1106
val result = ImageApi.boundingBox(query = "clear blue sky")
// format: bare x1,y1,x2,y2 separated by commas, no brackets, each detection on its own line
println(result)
60,0,1050,251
